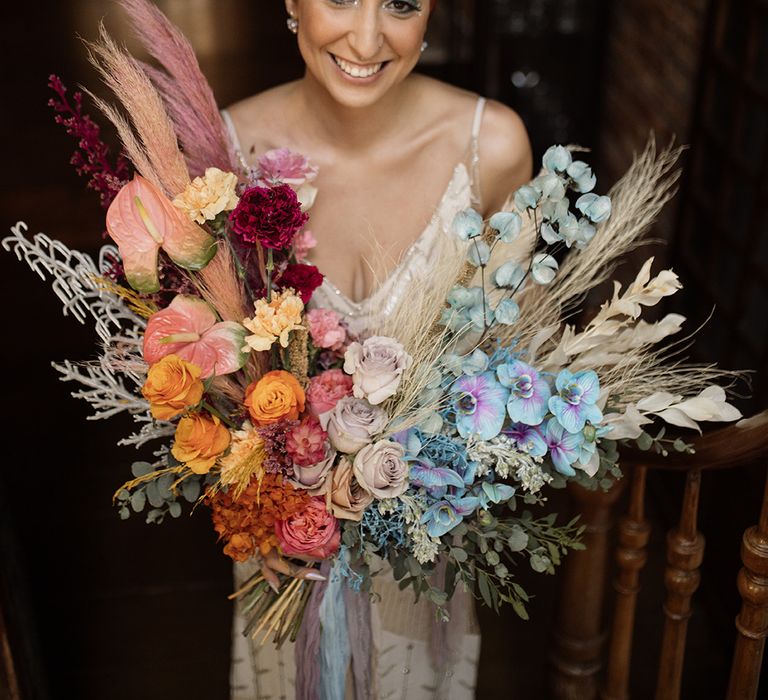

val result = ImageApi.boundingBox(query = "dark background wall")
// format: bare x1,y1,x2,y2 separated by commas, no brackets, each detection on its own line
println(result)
1,1,766,699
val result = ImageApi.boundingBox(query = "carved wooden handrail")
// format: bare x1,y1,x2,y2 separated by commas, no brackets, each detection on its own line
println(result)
655,468,705,700
601,466,650,700
552,410,768,700
727,470,768,700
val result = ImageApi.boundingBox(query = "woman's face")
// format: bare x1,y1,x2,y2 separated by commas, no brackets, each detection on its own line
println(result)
285,0,430,109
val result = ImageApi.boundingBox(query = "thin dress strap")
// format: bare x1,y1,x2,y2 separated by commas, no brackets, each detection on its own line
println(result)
221,108,250,170
469,97,486,210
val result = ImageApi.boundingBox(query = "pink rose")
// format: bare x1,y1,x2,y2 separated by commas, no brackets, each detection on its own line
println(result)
257,148,318,187
307,369,353,415
294,229,317,262
344,336,413,405
275,497,340,559
307,308,347,351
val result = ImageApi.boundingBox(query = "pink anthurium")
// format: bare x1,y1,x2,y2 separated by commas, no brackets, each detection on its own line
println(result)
106,175,217,293
143,295,249,378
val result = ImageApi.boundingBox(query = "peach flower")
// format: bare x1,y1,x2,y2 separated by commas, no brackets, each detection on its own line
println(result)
242,289,304,352
244,370,306,426
171,412,231,474
141,354,204,421
326,457,374,522
173,167,240,224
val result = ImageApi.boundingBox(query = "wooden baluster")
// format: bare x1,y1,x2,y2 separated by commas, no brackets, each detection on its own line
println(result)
727,466,768,700
550,479,625,700
655,469,705,700
601,465,651,700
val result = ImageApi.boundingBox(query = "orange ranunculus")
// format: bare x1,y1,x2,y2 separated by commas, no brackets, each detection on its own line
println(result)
244,370,306,426
141,354,204,421
171,412,231,474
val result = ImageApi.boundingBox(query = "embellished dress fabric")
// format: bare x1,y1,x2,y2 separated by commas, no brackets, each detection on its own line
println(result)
223,97,487,700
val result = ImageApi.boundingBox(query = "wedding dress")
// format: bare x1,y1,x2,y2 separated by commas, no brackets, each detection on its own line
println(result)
222,97,487,700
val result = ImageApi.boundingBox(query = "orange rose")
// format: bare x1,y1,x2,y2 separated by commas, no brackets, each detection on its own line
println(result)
142,354,204,421
244,370,306,426
171,412,231,474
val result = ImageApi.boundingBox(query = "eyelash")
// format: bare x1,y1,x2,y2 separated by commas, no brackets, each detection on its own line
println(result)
327,0,423,16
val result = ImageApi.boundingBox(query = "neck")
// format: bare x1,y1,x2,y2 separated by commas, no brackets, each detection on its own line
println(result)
291,70,420,152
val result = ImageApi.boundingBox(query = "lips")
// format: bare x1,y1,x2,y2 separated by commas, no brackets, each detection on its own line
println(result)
330,53,388,79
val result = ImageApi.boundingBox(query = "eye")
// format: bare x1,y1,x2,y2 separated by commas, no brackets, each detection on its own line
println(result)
383,0,422,16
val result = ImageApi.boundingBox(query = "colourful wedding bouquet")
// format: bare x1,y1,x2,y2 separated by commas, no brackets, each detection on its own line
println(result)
4,0,741,647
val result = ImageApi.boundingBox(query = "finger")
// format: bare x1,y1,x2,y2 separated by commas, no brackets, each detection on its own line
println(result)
259,559,281,594
265,551,326,582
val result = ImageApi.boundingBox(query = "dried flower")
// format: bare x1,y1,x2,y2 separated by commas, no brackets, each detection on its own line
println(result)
208,473,310,560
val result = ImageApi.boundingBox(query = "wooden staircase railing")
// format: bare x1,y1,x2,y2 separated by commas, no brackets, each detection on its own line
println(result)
550,411,768,700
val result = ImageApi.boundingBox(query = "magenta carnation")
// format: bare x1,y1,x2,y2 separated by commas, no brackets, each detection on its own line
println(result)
276,263,324,303
229,184,308,250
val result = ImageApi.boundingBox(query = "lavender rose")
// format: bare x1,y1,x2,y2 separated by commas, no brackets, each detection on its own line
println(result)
353,439,409,499
326,457,374,521
324,397,388,454
291,449,337,496
343,336,413,405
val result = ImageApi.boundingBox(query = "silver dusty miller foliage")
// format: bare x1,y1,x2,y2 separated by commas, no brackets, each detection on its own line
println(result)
3,221,168,447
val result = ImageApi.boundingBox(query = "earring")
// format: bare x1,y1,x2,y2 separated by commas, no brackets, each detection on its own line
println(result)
420,40,428,53
287,16,298,34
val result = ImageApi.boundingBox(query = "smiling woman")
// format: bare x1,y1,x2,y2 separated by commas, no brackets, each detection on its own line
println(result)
221,0,532,698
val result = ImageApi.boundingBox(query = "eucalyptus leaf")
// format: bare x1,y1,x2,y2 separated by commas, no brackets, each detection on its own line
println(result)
130,490,147,513
130,461,154,478
145,480,164,508
118,507,130,520
451,547,468,563
507,526,529,552
477,571,493,608
168,502,182,518
181,479,201,503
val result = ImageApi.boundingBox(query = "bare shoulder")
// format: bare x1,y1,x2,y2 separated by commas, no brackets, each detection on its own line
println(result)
478,100,533,214
224,83,299,154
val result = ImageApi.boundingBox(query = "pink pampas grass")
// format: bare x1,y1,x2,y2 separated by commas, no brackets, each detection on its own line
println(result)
118,0,239,178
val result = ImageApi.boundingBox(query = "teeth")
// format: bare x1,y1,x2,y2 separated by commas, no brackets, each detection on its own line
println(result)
333,55,383,78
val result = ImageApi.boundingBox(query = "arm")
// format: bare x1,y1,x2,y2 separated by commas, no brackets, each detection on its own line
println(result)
477,100,534,216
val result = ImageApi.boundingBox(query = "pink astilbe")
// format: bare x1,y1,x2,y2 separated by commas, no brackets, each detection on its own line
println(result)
86,25,190,197
47,75,131,209
119,0,239,178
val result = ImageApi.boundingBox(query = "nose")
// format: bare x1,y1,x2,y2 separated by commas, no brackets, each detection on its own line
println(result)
347,4,383,60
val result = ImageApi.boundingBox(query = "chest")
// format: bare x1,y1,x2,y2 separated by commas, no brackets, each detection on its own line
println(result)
303,155,463,302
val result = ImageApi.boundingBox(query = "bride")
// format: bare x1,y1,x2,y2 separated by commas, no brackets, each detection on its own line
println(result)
222,1,532,697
